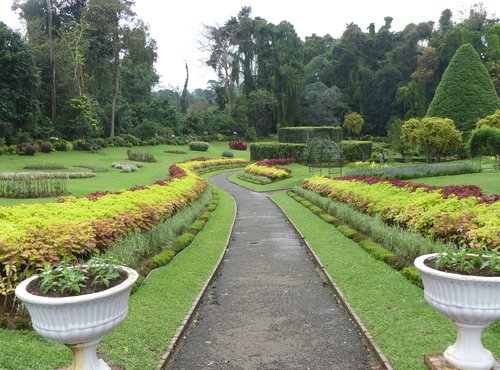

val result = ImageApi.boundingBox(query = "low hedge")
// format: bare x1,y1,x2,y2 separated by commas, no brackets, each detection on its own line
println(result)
250,143,306,161
278,126,342,143
341,140,373,162
189,141,209,151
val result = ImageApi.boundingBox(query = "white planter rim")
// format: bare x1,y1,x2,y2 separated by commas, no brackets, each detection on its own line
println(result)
15,265,138,305
414,253,500,282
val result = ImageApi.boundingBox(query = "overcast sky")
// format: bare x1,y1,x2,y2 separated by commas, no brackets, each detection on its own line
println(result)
1,0,498,91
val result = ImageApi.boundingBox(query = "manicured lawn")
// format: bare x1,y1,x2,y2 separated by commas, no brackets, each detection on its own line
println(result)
412,170,500,194
271,191,499,370
0,142,249,206
0,182,236,369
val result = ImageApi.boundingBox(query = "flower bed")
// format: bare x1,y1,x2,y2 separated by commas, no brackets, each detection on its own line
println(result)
302,176,500,248
243,158,295,181
0,157,247,300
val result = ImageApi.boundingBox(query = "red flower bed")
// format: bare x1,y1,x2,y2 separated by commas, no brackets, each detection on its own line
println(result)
229,141,247,150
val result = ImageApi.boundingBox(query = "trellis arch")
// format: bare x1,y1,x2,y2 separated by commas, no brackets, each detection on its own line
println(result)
305,136,343,177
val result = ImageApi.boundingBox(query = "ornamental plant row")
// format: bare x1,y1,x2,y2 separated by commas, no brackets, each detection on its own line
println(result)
302,176,500,249
0,157,247,299
244,158,295,181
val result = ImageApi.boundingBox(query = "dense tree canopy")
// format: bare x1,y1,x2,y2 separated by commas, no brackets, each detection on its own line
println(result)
0,3,498,145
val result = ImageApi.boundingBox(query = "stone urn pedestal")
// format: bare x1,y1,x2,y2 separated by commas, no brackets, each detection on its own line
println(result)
15,266,138,370
414,254,500,370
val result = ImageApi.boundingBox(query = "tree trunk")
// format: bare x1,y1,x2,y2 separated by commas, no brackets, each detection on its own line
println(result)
47,0,56,124
110,31,120,138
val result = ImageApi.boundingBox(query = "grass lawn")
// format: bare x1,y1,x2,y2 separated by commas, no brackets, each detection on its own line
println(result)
271,191,499,370
0,182,236,369
0,142,249,206
412,170,500,194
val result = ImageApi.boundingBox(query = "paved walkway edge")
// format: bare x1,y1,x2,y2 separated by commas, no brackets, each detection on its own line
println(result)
271,197,394,370
155,190,237,370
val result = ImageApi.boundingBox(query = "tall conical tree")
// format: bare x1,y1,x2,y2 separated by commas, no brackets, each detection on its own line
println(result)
426,43,499,134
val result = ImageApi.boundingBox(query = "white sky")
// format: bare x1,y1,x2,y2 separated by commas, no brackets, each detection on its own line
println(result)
1,0,499,91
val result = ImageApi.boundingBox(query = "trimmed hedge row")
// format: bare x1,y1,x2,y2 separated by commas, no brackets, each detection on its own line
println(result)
341,140,373,162
250,141,372,162
278,126,342,143
250,143,306,161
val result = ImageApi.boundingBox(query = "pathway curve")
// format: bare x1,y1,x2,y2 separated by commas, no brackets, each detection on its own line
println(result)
169,172,379,369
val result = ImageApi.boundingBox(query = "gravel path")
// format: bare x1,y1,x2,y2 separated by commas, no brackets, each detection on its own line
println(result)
168,172,380,369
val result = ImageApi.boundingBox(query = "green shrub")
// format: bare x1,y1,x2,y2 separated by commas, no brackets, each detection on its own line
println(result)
39,142,53,153
189,141,209,151
250,143,305,161
278,126,342,143
24,163,66,170
401,266,423,288
337,224,356,238
126,149,156,162
52,139,70,151
426,44,499,134
309,205,323,215
319,213,337,224
147,249,175,269
341,141,373,162
188,220,206,234
172,233,196,253
221,150,234,157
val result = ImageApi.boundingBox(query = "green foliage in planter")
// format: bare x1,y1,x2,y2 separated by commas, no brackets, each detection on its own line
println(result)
189,141,209,151
426,44,499,134
250,143,305,161
278,126,342,143
340,140,373,162
126,149,156,162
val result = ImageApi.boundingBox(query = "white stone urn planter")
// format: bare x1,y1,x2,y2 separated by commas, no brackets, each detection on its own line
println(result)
15,266,138,370
414,253,500,370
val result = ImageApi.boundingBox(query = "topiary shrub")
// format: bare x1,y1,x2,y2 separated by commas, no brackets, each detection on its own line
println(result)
221,150,234,157
426,44,499,134
189,141,209,151
278,126,342,143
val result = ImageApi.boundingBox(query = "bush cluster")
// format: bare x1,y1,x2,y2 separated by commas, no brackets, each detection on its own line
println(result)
189,141,209,151
221,151,234,157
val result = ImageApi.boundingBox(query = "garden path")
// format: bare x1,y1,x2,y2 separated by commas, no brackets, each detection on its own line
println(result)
169,172,379,369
